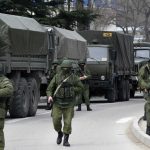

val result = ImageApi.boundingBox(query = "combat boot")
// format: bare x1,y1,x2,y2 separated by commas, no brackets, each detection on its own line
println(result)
87,105,92,111
57,131,63,144
146,126,150,136
76,104,81,111
63,134,70,147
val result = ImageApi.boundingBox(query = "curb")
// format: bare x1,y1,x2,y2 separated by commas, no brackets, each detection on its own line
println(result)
131,117,150,148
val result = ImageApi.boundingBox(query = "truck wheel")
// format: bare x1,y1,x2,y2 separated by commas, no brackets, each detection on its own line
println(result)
130,90,135,98
107,89,115,102
9,78,29,118
118,80,126,101
27,78,39,116
107,80,118,102
125,80,130,101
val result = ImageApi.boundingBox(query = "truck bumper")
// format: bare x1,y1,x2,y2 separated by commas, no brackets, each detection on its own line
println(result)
89,80,111,89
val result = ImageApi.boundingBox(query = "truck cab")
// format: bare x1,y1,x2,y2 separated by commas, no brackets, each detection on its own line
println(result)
78,30,133,102
130,42,150,97
87,45,111,94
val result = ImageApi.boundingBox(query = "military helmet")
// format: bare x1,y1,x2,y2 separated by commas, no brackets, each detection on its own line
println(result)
61,59,72,68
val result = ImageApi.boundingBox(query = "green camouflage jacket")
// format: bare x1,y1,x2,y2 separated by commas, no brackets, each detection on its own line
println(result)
46,71,83,108
138,64,150,89
78,65,91,85
0,75,13,117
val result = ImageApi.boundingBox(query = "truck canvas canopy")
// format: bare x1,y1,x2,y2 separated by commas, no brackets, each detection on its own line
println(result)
54,27,87,61
0,13,48,56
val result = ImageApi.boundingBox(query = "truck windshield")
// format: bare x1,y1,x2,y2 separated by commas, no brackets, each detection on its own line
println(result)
135,49,150,58
87,46,108,61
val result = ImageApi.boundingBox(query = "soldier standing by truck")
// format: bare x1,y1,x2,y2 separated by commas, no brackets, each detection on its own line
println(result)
46,59,83,147
46,60,61,110
49,60,61,80
138,59,150,135
0,64,13,150
76,61,92,111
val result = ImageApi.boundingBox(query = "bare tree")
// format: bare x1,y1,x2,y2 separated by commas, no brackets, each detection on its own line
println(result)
141,0,150,41
115,0,143,36
76,0,84,10
89,3,116,31
115,0,150,41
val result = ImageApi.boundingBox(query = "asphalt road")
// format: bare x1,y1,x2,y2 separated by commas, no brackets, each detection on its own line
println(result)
4,96,150,150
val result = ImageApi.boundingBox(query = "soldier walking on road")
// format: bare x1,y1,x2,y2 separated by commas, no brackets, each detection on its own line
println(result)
76,61,92,111
0,64,13,150
138,59,150,135
46,59,83,146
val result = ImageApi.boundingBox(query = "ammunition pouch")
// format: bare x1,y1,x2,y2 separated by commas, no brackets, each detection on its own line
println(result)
55,82,74,99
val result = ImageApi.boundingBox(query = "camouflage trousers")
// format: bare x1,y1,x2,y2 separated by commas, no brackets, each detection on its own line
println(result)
0,102,6,150
0,118,5,150
51,104,74,134
76,84,90,105
144,92,150,126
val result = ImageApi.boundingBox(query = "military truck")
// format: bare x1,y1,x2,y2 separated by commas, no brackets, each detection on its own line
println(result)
53,27,87,62
78,30,134,102
0,13,55,118
130,42,150,97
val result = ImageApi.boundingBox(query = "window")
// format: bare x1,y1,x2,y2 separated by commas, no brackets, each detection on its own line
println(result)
135,49,150,58
87,46,108,61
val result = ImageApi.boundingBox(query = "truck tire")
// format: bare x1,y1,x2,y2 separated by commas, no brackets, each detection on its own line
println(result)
130,90,135,98
107,80,118,102
9,78,29,118
125,80,130,101
27,78,39,116
118,79,126,101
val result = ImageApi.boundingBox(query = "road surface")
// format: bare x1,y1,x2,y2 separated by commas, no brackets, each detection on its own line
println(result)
4,97,150,150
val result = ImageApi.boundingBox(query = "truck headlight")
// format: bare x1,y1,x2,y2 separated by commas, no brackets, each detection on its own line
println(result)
101,75,105,80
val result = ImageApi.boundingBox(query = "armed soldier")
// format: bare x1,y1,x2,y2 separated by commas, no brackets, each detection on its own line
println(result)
0,64,13,150
138,59,150,136
46,60,61,110
76,61,92,111
46,59,83,147
49,60,61,80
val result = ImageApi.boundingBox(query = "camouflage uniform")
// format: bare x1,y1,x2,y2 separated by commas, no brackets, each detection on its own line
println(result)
50,60,61,80
0,74,13,150
76,62,92,111
46,59,83,146
46,60,61,110
138,61,150,135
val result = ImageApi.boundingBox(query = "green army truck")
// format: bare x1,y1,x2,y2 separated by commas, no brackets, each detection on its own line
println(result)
54,27,87,62
78,30,134,102
0,13,55,118
130,42,150,97
44,26,88,76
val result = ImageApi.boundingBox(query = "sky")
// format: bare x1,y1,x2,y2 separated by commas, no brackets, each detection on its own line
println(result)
73,0,88,6
84,0,88,5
